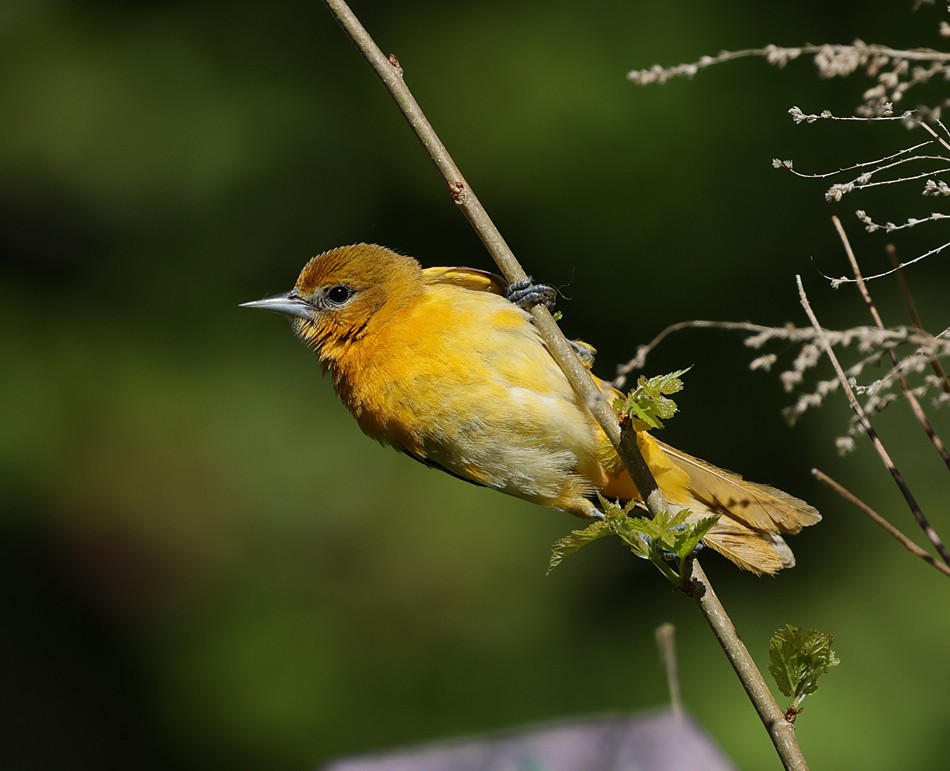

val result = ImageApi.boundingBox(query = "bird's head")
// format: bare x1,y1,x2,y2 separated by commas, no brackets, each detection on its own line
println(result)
241,243,423,360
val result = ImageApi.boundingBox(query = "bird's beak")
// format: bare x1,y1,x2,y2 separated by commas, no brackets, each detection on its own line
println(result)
240,291,314,320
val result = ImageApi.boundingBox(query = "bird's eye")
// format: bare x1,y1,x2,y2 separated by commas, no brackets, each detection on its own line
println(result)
325,284,353,306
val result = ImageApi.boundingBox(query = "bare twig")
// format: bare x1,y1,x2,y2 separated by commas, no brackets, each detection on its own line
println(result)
613,320,779,388
630,41,950,125
613,317,948,390
796,274,950,565
824,236,950,288
774,116,950,287
322,2,807,768
655,623,682,716
834,217,950,471
775,141,935,181
813,468,950,578
627,43,950,85
686,565,806,769
322,0,667,515
888,244,950,395
918,117,950,157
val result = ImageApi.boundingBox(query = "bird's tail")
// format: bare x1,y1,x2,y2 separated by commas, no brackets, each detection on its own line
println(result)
603,433,821,575
658,439,820,574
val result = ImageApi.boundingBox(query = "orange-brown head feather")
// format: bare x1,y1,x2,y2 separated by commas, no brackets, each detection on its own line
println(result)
289,244,423,363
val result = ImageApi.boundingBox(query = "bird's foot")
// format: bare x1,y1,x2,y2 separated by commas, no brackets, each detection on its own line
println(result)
506,277,557,311
569,339,596,368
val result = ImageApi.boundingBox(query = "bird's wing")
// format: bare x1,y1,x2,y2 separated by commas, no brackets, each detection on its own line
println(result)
701,517,796,575
422,266,508,295
656,440,821,534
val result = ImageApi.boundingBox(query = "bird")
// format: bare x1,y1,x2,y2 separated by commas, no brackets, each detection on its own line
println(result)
242,243,820,574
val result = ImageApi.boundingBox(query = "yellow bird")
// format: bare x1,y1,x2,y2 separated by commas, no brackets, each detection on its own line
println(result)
243,244,819,574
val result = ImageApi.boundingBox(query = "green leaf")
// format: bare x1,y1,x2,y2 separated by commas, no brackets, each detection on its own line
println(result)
616,507,719,585
614,368,690,430
621,507,690,551
670,514,719,559
546,495,716,587
547,519,612,573
768,625,840,707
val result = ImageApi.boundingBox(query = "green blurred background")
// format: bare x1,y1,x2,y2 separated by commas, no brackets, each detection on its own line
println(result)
3,1,950,769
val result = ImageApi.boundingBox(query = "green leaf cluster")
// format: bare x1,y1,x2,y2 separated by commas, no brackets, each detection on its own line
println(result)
614,369,690,430
548,495,717,586
768,625,840,710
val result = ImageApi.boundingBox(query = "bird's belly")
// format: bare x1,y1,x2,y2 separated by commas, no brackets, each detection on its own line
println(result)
415,379,601,504
339,290,605,510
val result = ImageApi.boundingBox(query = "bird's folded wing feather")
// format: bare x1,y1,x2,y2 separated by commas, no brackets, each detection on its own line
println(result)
657,440,821,534
422,266,508,295
700,516,796,575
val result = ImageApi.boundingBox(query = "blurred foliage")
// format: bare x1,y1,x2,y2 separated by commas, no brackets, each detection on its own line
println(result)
3,1,950,770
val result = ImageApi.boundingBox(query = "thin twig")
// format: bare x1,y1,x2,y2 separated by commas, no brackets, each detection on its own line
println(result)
627,43,950,85
655,623,682,716
687,560,805,769
796,274,950,565
615,318,949,388
777,141,935,180
322,2,806,768
917,117,950,157
812,469,950,579
613,320,776,387
824,237,950,288
834,216,950,472
888,244,950,395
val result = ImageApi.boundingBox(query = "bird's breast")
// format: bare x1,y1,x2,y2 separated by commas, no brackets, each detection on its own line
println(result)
326,286,604,500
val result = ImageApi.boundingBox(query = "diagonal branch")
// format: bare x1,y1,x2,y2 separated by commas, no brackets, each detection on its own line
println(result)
888,244,950,396
321,0,660,513
832,216,950,471
322,1,806,768
813,469,950,579
796,273,950,565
